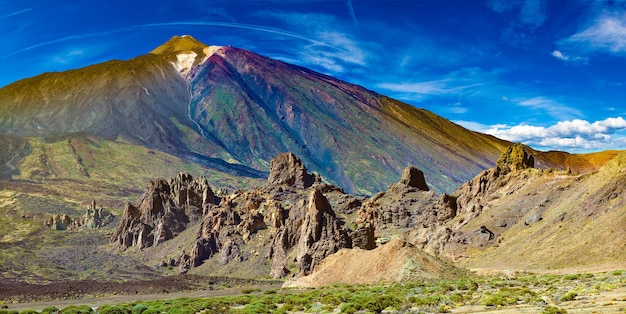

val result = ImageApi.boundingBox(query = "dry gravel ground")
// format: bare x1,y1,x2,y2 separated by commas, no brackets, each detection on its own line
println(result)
1,275,282,311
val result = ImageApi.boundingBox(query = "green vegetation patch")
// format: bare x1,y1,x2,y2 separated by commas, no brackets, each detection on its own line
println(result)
9,270,626,313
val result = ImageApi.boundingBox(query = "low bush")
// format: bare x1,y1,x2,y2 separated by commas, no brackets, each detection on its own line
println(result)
60,305,93,314
41,306,59,314
131,304,147,314
542,305,568,314
97,305,130,314
560,291,578,302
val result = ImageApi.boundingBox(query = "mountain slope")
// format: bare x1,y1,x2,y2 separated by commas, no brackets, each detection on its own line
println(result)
357,144,626,271
1,35,620,195
0,35,519,195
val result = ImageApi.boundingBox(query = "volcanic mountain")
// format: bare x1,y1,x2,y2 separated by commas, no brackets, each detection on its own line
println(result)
0,35,523,197
0,35,618,256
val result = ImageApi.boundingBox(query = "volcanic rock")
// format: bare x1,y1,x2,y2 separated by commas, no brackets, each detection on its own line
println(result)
267,153,320,188
44,214,74,230
399,166,429,191
453,143,536,217
268,189,354,278
75,200,115,229
112,172,217,249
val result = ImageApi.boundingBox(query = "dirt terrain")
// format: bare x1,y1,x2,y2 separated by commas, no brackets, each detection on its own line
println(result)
0,274,281,308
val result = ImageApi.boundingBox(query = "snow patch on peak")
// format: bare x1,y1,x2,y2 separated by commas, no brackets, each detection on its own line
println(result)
200,46,225,63
171,51,197,77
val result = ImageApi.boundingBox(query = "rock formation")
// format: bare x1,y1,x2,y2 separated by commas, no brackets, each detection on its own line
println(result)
45,214,74,230
268,189,352,277
44,201,115,230
113,153,374,278
453,143,535,218
112,173,217,249
267,153,320,188
399,166,429,191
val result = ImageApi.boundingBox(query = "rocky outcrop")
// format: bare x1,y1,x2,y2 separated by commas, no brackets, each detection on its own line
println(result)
76,200,115,229
399,166,429,191
112,172,217,249
267,153,320,188
44,201,115,230
453,143,534,217
268,189,352,277
115,154,376,277
354,166,451,233
45,214,74,230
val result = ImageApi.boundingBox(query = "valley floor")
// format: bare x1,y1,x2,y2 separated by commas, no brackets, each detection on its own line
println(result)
2,270,624,313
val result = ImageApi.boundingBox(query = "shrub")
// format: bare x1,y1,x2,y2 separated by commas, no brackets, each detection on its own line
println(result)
131,304,147,314
61,305,93,314
340,302,359,314
542,305,568,314
560,291,578,302
240,288,260,294
19,311,39,314
410,294,443,306
482,289,518,307
167,307,195,314
97,305,131,314
42,306,59,314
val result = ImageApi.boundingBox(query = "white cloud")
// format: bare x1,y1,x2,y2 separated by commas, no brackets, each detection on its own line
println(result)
550,49,587,63
561,13,626,55
514,96,583,120
482,117,626,152
551,50,568,61
449,104,468,114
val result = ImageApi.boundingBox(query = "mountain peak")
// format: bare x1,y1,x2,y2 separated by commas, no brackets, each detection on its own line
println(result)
151,35,223,76
150,35,209,56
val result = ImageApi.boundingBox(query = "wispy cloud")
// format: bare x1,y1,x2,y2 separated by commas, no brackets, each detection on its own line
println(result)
255,11,372,74
0,8,31,20
519,0,546,27
482,117,626,151
346,0,358,31
374,67,497,102
51,49,85,65
513,96,583,121
560,13,626,56
2,21,337,60
377,80,450,95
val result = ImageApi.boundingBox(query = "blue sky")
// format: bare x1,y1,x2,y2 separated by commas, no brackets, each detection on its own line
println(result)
1,0,626,153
